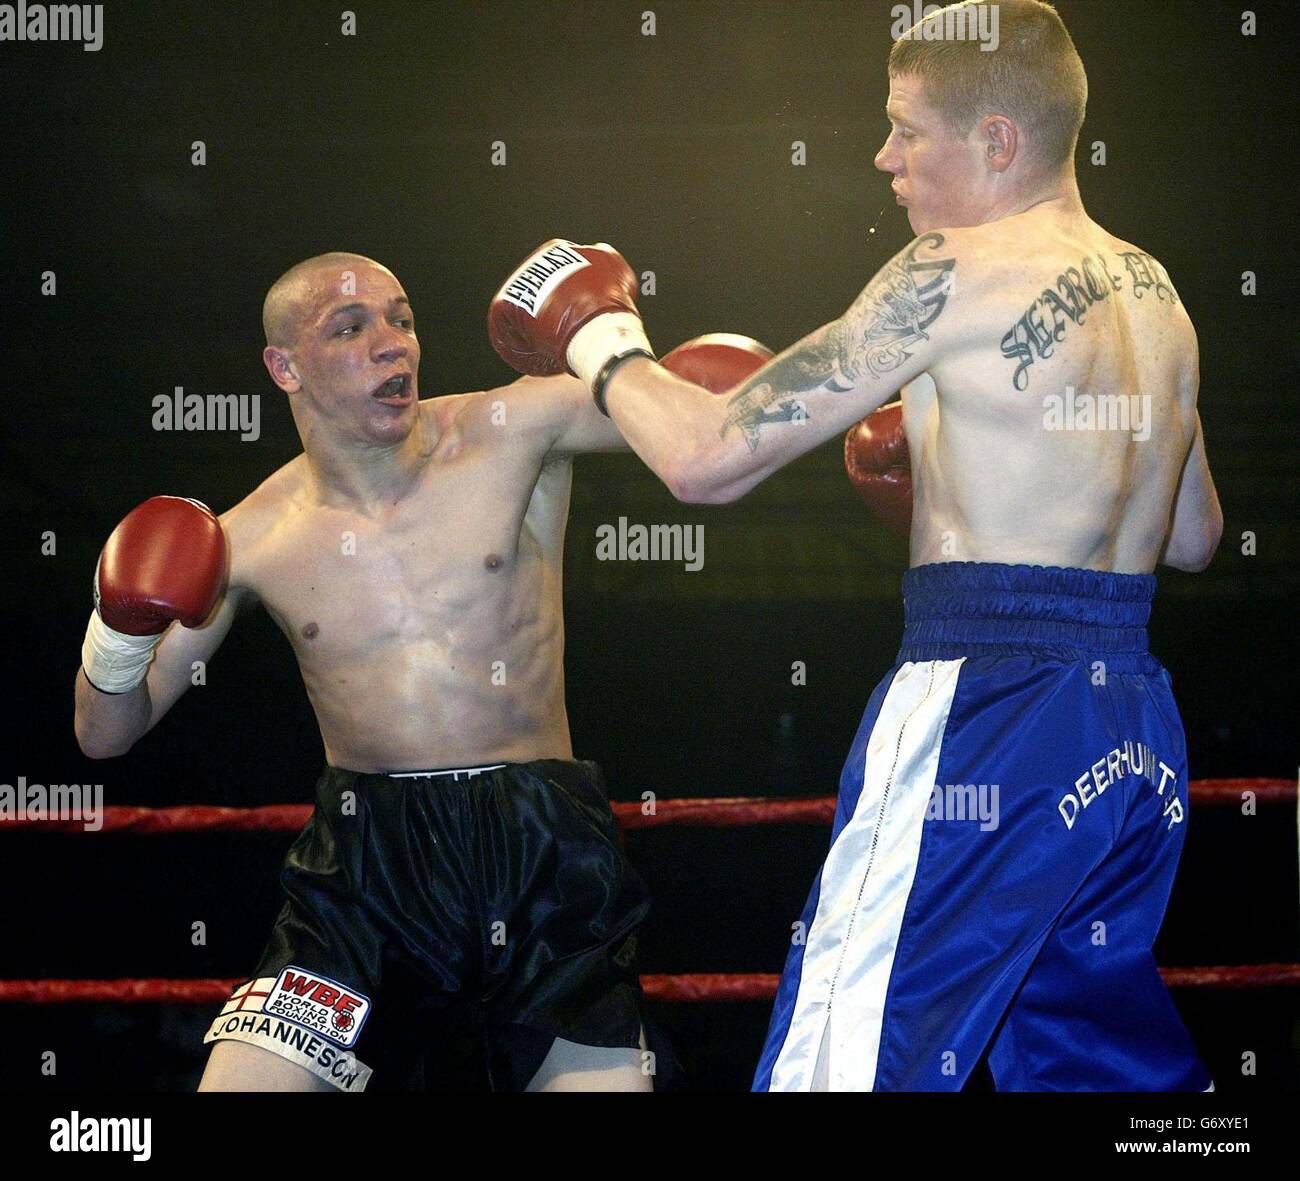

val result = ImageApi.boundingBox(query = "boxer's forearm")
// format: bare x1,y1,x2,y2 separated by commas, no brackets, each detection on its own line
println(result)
610,232,960,502
1159,418,1222,572
606,317,906,503
603,359,734,501
535,372,631,455
74,667,152,758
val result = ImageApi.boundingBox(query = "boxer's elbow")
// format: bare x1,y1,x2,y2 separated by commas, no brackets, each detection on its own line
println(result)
1184,524,1223,572
74,720,133,760
666,449,742,505
1167,552,1215,574
1162,510,1223,572
670,469,728,505
74,708,138,759
1188,502,1224,570
80,742,130,761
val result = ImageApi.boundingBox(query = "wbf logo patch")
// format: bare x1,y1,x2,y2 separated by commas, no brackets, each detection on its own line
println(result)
263,967,371,1047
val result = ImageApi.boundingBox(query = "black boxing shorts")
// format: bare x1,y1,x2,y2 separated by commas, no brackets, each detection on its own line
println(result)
203,759,666,1091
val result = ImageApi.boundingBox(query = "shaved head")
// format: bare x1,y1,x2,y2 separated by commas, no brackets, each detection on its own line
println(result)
259,251,420,449
262,251,396,348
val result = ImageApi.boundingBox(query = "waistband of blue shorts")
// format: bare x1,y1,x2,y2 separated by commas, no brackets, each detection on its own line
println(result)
898,562,1159,670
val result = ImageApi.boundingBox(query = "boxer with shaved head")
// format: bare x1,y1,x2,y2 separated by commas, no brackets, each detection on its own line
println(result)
75,249,772,1092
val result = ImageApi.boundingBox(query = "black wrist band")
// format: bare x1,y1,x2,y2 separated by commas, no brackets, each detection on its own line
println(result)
591,348,655,417
81,667,125,695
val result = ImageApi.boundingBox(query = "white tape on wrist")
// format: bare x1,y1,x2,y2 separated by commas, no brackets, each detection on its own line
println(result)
81,609,164,694
566,313,653,390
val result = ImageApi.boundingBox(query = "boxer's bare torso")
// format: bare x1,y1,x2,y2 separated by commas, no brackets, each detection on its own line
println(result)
75,253,630,785
222,394,575,772
125,369,623,775
604,194,1216,577
901,202,1198,572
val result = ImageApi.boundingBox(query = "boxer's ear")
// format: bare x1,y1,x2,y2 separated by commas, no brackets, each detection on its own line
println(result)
980,115,1018,173
263,346,302,394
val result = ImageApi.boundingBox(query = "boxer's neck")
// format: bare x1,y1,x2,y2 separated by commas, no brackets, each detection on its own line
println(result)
984,169,1084,227
302,410,437,513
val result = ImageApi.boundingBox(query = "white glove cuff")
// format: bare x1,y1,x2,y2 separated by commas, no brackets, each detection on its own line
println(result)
81,610,163,694
566,313,653,390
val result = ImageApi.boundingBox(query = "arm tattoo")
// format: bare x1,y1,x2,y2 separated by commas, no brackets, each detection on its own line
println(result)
720,233,956,450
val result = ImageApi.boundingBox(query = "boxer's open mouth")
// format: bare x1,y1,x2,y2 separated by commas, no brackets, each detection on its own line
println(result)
371,374,412,403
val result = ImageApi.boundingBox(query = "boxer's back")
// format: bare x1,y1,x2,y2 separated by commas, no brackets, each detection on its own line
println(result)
906,203,1198,573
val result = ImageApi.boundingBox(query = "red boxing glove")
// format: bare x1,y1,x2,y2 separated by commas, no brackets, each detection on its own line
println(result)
488,239,652,387
82,496,228,693
96,496,228,633
844,402,912,537
659,333,774,394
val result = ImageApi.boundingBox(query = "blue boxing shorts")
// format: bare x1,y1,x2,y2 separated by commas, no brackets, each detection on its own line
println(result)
754,562,1212,1092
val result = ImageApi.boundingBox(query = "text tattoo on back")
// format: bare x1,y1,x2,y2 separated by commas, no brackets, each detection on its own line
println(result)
1002,249,1180,390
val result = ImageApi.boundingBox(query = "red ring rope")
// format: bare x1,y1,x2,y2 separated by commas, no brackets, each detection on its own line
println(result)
0,779,1292,835
1,964,1296,1005
3,779,1292,1006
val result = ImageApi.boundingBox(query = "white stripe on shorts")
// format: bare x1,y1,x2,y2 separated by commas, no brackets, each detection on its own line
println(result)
769,659,964,1092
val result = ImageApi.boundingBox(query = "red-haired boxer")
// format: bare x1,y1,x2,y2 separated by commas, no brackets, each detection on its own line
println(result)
486,1,1222,1092
76,250,769,1092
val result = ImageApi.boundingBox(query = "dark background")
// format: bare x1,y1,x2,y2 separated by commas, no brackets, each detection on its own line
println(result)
1,0,1296,1091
